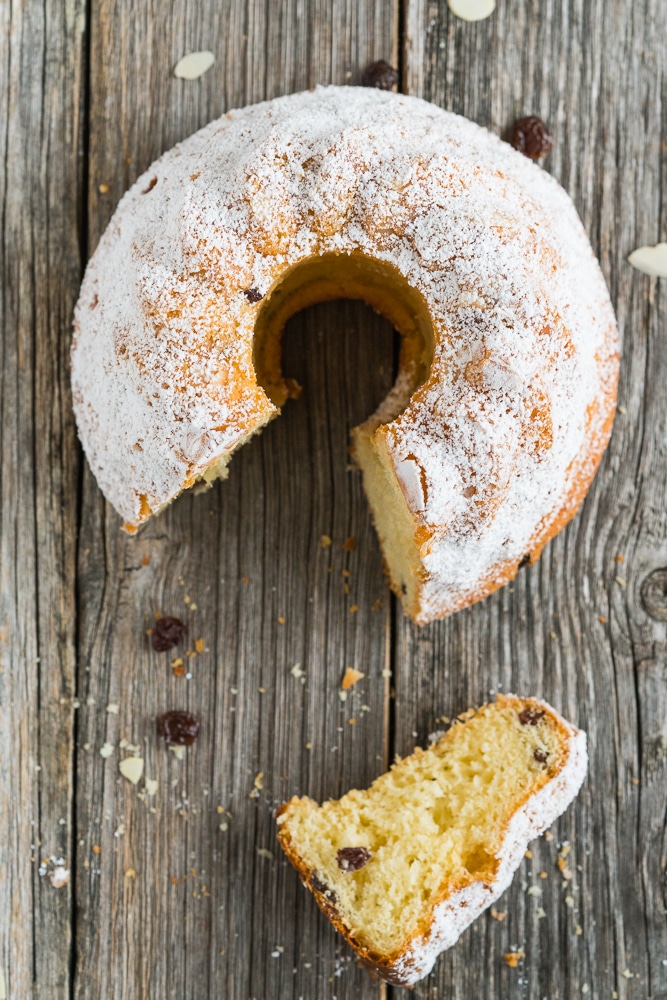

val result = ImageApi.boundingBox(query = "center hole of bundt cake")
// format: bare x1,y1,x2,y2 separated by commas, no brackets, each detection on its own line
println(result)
253,252,434,415
252,253,435,617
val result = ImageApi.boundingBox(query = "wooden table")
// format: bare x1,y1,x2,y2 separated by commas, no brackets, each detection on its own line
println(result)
2,0,666,997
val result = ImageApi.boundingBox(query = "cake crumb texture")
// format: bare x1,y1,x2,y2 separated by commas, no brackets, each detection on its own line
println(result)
276,694,587,985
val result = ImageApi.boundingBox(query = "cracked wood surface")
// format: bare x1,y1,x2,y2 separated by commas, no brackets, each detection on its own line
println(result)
1,1,665,998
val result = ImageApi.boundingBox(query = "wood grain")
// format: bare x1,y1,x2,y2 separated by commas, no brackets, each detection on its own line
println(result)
397,1,667,997
4,0,666,997
0,1,84,998
75,2,396,998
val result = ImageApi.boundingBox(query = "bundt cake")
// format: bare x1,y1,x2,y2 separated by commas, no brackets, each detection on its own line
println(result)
276,695,587,985
71,86,618,623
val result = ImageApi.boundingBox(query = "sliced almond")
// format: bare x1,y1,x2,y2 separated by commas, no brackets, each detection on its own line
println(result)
174,51,215,80
448,0,496,22
628,242,667,277
119,756,144,785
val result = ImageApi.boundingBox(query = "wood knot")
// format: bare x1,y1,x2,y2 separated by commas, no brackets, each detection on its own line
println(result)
640,568,667,621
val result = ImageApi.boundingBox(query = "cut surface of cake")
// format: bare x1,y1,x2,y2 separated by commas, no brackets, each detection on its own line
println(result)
276,695,587,985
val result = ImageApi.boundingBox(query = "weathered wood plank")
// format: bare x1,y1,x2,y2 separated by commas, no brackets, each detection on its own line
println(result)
76,2,397,997
398,0,667,997
0,1,84,997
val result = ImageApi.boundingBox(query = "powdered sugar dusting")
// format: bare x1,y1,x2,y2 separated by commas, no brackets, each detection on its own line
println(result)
72,86,617,610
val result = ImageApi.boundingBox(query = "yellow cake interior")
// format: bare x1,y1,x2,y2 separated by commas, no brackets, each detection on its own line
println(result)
277,697,566,957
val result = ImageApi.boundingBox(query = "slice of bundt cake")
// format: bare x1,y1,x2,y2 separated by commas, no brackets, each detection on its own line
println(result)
276,695,586,985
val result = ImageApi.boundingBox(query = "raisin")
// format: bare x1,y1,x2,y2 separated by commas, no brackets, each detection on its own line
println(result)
244,287,263,303
511,116,553,161
519,707,545,726
157,710,200,746
310,873,337,903
337,846,372,872
151,616,187,652
361,60,399,91
534,749,548,764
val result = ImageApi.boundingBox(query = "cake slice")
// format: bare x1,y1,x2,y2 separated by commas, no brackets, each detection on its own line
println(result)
276,695,587,985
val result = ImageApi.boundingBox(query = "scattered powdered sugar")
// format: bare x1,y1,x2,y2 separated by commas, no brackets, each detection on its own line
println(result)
72,86,617,615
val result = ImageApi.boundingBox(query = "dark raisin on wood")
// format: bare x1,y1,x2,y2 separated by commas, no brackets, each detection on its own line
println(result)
518,553,531,569
511,116,553,160
151,615,187,652
361,60,399,91
337,846,372,872
519,707,546,726
310,873,337,903
534,749,549,763
244,287,263,303
156,710,200,746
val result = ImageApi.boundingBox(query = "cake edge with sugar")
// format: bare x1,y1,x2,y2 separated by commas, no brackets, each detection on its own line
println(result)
276,695,587,986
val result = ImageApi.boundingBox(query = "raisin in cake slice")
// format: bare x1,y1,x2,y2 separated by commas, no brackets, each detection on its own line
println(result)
276,695,587,986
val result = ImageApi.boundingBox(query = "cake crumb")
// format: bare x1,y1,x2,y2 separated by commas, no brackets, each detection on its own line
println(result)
249,772,263,798
50,866,70,888
343,536,357,551
257,848,273,860
490,908,506,921
558,856,573,879
320,535,332,547
195,638,205,653
503,951,525,968
342,667,364,690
